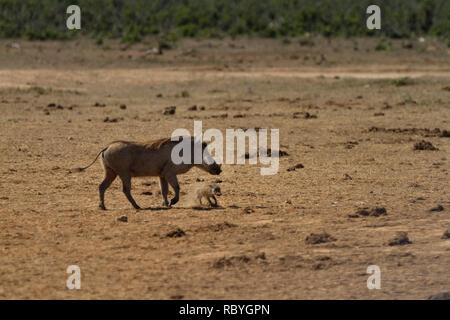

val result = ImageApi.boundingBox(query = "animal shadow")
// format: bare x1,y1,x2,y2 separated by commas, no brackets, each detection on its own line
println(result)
192,206,225,211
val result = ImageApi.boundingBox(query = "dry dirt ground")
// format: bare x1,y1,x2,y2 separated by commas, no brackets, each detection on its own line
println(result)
0,37,449,299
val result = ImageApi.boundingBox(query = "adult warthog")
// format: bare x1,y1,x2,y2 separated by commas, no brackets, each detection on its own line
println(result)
74,137,221,210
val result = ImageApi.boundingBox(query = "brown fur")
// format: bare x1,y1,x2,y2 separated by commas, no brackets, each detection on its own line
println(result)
144,137,174,150
75,137,221,210
196,184,222,207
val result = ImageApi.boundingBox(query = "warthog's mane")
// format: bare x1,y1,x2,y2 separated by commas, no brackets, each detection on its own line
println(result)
144,137,174,150
144,136,207,151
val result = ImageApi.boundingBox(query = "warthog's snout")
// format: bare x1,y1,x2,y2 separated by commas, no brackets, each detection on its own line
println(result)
210,163,222,175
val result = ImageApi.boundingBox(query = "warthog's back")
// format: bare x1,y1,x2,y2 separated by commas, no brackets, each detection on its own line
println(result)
102,139,175,177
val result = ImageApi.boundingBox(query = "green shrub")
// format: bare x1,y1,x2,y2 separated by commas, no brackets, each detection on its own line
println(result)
0,0,448,40
375,43,391,51
391,77,414,86
121,33,142,44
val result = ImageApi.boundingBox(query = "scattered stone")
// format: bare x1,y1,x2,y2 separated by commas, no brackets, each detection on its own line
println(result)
166,228,185,238
156,93,163,98
117,216,128,222
428,292,450,300
188,105,197,111
441,230,450,239
414,140,439,151
242,207,254,214
215,179,223,183
388,232,411,246
120,104,127,110
429,205,444,212
163,106,176,115
374,112,384,116
47,103,56,108
353,207,387,217
103,117,121,123
287,163,304,171
343,173,353,180
200,106,206,110
293,111,317,119
345,141,359,149
93,102,106,107
141,191,153,196
305,232,336,245
213,255,251,268
440,130,450,138
245,148,288,159
255,252,266,260
211,113,227,118
268,149,289,157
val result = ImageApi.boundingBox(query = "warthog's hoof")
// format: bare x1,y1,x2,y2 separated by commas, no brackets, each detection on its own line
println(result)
99,204,106,210
162,201,170,207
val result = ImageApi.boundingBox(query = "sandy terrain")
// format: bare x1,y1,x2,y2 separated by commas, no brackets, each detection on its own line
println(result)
0,37,449,299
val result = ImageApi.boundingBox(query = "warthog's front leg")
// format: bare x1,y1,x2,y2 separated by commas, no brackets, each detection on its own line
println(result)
159,177,169,207
165,174,180,207
119,173,141,210
208,195,218,207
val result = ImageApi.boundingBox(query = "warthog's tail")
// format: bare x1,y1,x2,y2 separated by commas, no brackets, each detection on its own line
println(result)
71,147,108,173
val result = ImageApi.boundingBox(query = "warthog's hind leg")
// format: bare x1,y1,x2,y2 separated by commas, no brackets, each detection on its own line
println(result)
159,177,169,207
119,173,141,210
166,174,180,207
197,195,203,206
99,167,117,210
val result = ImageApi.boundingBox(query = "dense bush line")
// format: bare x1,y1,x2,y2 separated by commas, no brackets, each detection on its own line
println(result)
0,0,448,41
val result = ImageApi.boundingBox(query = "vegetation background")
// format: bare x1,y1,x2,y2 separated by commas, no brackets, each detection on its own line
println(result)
0,0,448,43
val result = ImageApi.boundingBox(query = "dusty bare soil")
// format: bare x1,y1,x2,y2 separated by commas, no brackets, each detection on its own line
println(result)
0,37,449,299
